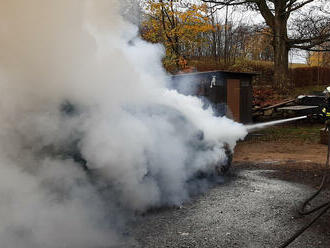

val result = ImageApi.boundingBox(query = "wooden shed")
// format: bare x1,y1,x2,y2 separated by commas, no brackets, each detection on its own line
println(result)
171,70,256,124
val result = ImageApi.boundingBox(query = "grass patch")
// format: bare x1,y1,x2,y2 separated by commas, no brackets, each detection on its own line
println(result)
246,123,324,143
286,85,327,98
289,63,308,68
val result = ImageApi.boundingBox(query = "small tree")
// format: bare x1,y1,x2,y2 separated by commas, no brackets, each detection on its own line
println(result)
141,0,214,70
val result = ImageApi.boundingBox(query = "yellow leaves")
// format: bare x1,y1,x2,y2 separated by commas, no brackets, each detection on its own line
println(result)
141,0,215,70
143,1,213,43
308,51,330,67
308,52,320,66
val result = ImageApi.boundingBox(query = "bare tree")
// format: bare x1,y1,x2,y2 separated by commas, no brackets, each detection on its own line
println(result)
202,0,330,90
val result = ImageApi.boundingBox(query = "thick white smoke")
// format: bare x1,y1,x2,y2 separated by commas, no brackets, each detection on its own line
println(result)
0,0,247,247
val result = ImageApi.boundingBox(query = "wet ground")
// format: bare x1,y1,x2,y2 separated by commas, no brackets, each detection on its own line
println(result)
125,163,330,248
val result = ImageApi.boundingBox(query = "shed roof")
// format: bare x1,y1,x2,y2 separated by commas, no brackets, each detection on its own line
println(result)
174,70,259,77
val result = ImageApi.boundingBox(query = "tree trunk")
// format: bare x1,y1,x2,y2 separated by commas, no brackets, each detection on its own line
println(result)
224,4,229,65
211,26,217,61
273,14,290,91
273,37,289,90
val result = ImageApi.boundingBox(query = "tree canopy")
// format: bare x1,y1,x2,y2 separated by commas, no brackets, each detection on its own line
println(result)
141,0,214,70
202,0,330,89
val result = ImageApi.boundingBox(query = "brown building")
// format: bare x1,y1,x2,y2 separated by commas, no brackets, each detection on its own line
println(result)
171,70,256,124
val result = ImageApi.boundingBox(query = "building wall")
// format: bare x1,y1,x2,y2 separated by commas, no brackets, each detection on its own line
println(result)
171,71,254,124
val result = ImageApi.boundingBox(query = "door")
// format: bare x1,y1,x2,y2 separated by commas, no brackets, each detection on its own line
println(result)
226,79,240,122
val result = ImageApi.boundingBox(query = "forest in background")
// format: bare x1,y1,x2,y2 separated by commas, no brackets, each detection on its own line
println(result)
127,0,330,91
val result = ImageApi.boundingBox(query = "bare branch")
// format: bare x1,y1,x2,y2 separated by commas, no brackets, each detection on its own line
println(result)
289,35,330,45
291,39,330,50
255,0,275,29
201,0,253,6
286,0,315,13
205,4,226,17
286,0,297,9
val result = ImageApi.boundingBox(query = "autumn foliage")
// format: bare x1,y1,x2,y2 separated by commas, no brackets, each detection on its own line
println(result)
308,50,330,68
141,0,214,71
253,87,287,108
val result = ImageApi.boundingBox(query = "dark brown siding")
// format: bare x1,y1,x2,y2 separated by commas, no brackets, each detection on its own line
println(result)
240,80,253,123
227,79,240,122
171,70,255,123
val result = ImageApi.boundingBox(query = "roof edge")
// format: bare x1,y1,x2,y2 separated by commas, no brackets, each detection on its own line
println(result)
173,70,259,76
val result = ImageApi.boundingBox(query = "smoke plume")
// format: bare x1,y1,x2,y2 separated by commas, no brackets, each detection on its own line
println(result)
0,0,247,247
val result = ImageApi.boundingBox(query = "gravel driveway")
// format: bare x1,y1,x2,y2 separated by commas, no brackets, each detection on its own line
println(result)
124,165,330,248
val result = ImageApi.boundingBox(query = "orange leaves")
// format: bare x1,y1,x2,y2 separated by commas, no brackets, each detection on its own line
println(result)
308,51,330,67
253,87,282,107
141,0,214,70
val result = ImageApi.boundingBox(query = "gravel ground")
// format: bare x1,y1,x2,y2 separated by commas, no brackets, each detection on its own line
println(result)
123,164,330,248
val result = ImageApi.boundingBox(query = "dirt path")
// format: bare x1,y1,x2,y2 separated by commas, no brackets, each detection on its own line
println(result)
234,140,328,168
